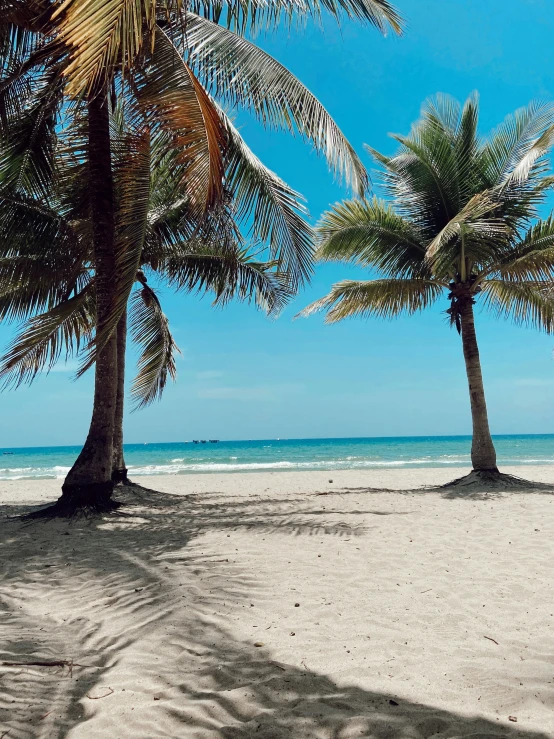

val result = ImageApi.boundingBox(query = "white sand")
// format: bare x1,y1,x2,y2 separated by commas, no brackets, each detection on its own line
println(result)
1,466,554,738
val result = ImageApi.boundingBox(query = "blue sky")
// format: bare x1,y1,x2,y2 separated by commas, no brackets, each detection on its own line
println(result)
2,0,554,447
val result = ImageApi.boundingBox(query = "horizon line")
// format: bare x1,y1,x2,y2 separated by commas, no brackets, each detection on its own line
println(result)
2,432,554,452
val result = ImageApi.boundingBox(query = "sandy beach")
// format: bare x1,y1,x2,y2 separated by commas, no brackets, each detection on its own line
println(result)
1,466,554,738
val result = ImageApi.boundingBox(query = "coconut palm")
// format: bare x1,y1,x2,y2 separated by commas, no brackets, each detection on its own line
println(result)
0,112,292,489
0,0,402,510
301,95,554,487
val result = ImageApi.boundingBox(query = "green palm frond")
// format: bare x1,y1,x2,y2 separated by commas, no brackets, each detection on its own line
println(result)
481,279,554,333
0,254,89,322
316,197,425,276
0,67,65,198
222,113,313,286
0,190,88,320
0,190,78,258
166,248,292,316
0,284,95,388
481,101,554,187
129,282,179,409
366,96,554,244
54,102,93,223
146,129,188,219
0,14,40,70
0,40,55,135
209,255,292,316
424,191,508,275
299,277,445,322
369,97,467,227
501,124,554,188
184,12,367,193
489,217,554,282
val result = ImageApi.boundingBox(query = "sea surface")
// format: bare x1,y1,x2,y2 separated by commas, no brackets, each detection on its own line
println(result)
1,435,554,480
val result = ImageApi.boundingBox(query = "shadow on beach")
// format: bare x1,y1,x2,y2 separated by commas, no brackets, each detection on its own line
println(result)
0,484,551,738
325,478,554,501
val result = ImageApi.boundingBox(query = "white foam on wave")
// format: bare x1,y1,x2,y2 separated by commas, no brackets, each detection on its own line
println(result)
0,464,71,480
2,453,553,480
502,458,554,464
124,457,483,474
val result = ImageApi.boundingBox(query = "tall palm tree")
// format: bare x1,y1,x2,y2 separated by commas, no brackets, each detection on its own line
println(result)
0,112,292,491
0,0,402,509
301,95,554,488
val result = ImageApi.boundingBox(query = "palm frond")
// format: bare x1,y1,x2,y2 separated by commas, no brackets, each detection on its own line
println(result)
501,124,554,187
187,0,403,34
0,190,87,319
480,100,554,187
183,12,367,194
0,67,65,198
374,105,465,227
425,191,508,272
316,197,426,277
52,0,401,97
222,113,313,287
129,282,179,409
0,284,95,388
308,95,554,343
0,39,56,136
135,26,226,213
161,244,293,316
0,255,90,322
481,279,554,333
298,277,445,322
53,0,159,96
486,217,554,282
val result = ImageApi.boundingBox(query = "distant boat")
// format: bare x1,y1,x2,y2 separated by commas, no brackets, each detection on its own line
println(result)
193,440,200,444
209,440,219,443
2,452,14,455
200,440,207,444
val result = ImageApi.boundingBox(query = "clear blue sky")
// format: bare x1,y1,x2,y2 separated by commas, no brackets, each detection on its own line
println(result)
2,0,554,447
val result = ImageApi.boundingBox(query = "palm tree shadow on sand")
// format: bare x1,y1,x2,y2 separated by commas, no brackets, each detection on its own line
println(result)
0,484,551,738
329,477,554,501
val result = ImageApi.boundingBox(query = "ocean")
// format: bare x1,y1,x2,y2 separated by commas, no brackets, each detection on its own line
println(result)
0,435,553,480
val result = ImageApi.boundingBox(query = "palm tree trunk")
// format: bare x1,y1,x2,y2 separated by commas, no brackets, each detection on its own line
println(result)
459,297,498,471
112,308,130,484
60,87,118,511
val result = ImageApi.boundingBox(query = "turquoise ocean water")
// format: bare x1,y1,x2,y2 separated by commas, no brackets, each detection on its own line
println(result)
1,435,554,480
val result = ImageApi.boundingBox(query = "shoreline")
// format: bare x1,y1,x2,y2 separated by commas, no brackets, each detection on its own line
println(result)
2,465,554,505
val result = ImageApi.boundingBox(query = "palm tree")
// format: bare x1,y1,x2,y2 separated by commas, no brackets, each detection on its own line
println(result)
0,113,292,490
301,95,554,488
0,0,402,510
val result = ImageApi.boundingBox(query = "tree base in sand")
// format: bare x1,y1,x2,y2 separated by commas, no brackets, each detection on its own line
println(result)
24,481,121,519
112,467,132,486
437,468,553,493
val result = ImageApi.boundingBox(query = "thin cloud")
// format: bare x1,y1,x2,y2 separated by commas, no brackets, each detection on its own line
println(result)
197,386,275,401
196,370,225,380
198,383,304,402
513,377,554,388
